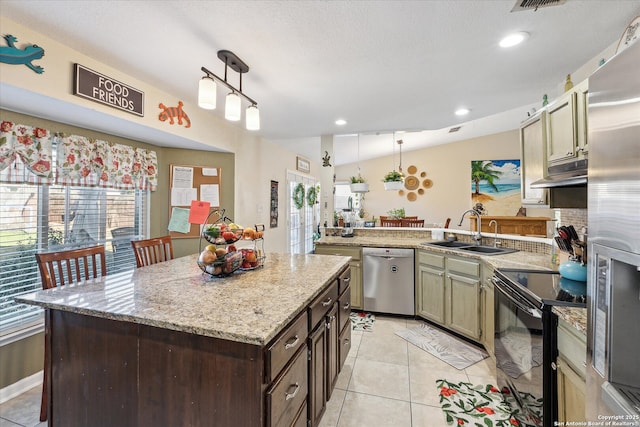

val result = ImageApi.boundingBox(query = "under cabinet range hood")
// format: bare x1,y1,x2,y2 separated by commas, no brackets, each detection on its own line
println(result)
530,158,588,188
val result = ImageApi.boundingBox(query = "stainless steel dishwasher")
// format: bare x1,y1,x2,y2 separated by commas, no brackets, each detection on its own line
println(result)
362,247,415,315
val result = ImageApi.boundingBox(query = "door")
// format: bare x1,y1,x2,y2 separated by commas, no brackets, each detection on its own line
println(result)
417,264,445,323
520,112,548,205
446,273,480,340
308,324,326,427
326,305,339,400
287,171,318,254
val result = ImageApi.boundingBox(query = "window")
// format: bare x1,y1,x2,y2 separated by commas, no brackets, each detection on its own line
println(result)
0,182,148,340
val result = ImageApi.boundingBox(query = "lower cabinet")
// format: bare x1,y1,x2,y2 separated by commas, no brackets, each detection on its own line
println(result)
314,245,363,309
308,269,351,427
416,249,481,342
556,318,586,424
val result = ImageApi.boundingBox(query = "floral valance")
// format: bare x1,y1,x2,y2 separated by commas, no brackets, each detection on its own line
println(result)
0,121,158,191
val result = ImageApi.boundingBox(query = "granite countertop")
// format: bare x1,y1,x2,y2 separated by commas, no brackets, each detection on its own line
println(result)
317,235,588,334
16,253,350,347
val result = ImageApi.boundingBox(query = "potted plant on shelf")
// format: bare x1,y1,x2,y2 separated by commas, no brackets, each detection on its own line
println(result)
350,175,369,193
383,170,404,190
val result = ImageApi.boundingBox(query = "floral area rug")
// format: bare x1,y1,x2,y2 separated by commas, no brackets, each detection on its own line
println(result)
437,379,543,427
350,312,375,331
395,323,488,370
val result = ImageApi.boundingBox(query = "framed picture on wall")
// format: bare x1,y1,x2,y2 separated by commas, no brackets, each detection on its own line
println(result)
270,180,278,228
296,156,310,174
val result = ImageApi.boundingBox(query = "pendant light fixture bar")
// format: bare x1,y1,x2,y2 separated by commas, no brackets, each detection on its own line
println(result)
199,49,260,130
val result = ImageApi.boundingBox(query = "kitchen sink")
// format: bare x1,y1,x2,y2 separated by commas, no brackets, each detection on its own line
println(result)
423,241,518,256
458,246,517,255
423,240,472,248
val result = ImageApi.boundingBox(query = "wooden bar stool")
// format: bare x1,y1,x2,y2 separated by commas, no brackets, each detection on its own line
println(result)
131,235,174,268
35,245,107,421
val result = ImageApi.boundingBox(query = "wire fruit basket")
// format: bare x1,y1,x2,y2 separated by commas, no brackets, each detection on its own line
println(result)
197,209,265,278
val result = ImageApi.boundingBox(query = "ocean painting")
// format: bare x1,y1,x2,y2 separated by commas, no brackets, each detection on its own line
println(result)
471,159,521,216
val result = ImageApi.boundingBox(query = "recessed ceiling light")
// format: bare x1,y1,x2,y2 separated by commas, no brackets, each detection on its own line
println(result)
499,31,529,48
335,119,347,126
455,108,470,116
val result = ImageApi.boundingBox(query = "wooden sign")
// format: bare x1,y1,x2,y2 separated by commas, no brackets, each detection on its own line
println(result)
73,64,144,116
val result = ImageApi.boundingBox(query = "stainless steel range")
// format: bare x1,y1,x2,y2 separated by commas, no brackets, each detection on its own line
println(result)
493,268,587,427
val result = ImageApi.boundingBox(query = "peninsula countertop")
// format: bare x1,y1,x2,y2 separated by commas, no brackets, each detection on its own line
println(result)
16,252,350,346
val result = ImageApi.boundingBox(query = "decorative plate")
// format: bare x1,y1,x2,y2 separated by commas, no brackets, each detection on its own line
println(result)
407,192,417,202
404,176,419,190
422,178,433,189
398,189,405,196
616,15,640,54
420,171,426,177
418,188,425,195
407,165,418,175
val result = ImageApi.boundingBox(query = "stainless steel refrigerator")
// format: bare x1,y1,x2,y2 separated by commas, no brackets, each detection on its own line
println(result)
587,39,640,421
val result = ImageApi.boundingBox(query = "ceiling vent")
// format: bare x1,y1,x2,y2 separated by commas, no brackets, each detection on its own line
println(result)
511,0,567,12
448,126,462,133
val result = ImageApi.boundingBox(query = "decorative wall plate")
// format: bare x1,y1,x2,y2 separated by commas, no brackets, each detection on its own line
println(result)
398,190,405,196
422,179,433,188
418,188,425,195
420,171,426,177
404,176,419,190
407,192,417,202
407,165,418,175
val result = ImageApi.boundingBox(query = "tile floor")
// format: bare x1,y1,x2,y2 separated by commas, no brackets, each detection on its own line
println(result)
0,315,496,427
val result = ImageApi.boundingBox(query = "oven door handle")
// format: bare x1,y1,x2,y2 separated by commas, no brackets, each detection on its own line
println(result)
492,277,543,319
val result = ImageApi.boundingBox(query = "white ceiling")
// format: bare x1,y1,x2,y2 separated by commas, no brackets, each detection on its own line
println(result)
2,0,639,165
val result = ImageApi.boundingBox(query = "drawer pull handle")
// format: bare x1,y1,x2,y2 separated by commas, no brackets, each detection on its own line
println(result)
284,335,300,350
322,298,333,307
344,339,350,346
285,382,300,401
343,277,351,283
343,302,350,310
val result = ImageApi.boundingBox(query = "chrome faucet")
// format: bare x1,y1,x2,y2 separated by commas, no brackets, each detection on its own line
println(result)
458,208,482,244
489,219,500,247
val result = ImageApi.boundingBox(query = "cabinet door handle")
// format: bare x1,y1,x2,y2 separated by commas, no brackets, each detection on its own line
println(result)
285,382,300,401
284,335,300,350
343,302,350,310
344,339,350,346
566,151,573,155
322,298,333,307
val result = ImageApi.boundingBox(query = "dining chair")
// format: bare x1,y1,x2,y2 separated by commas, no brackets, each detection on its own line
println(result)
35,245,107,421
401,218,424,228
403,216,418,220
380,218,403,227
131,235,174,268
444,218,451,229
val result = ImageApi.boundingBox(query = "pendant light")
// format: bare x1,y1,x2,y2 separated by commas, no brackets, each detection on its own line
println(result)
199,50,260,130
350,134,369,193
246,104,260,130
225,92,241,121
198,76,217,110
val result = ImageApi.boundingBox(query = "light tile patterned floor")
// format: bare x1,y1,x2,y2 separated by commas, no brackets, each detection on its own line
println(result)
319,315,497,427
0,315,496,427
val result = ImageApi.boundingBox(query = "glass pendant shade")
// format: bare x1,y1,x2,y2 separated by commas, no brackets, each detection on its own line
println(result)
225,92,242,121
246,105,260,130
198,77,217,110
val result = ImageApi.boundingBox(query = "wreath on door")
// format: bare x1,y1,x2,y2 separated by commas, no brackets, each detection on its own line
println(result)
306,186,317,207
293,183,305,209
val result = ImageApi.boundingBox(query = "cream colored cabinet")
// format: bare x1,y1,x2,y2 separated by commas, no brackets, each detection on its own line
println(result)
480,264,495,357
520,111,549,206
416,249,481,342
546,79,589,164
416,250,446,324
556,318,586,424
314,245,363,309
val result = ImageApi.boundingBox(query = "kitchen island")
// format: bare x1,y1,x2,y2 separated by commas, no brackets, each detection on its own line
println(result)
17,253,351,427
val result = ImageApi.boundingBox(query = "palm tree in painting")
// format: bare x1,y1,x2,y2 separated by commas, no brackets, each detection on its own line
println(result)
471,160,502,195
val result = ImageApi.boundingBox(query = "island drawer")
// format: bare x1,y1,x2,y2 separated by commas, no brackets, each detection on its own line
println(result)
265,311,309,383
338,286,351,333
309,280,339,328
338,267,352,295
266,346,308,427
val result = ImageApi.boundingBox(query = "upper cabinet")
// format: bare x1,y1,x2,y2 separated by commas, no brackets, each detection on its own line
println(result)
520,111,548,206
546,79,589,164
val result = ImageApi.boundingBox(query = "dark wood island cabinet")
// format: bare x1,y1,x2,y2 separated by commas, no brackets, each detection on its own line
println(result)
18,253,351,427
